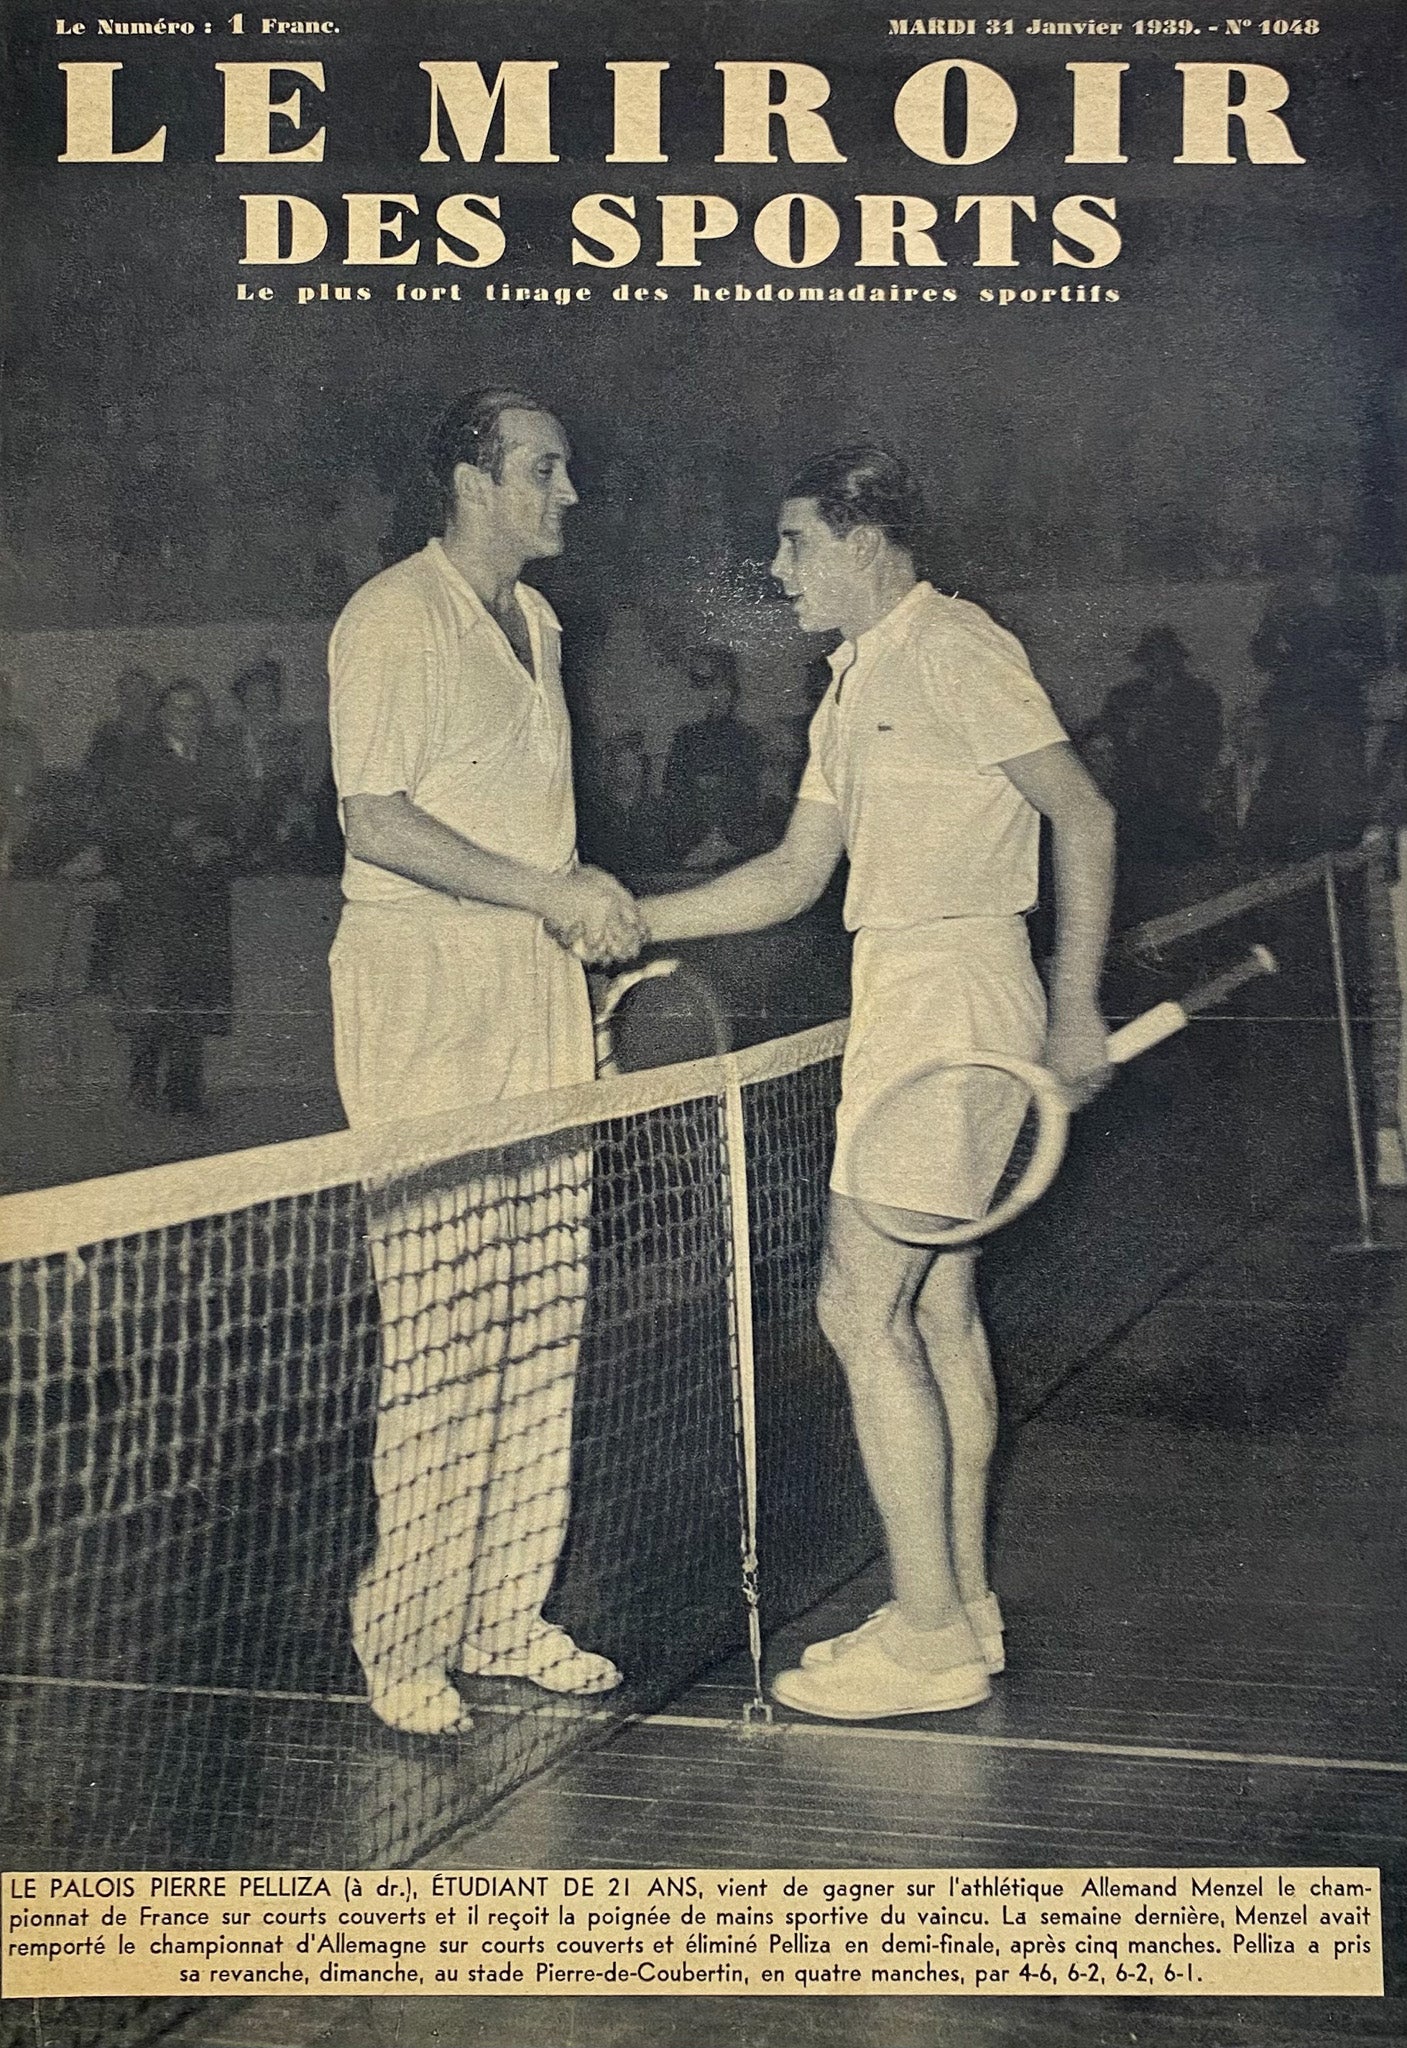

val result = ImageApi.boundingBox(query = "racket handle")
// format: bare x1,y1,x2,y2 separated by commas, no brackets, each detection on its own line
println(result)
1104,944,1278,1068
1105,1001,1187,1065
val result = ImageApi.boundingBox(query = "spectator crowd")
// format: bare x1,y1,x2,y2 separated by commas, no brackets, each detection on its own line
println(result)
579,541,1404,928
3,658,338,1119
1075,541,1402,928
2,531,1402,1125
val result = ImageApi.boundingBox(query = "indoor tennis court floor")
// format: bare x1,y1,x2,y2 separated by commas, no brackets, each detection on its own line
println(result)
172,1183,1407,2048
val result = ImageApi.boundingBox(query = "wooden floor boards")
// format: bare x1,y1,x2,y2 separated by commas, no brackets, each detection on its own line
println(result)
164,1191,1407,2046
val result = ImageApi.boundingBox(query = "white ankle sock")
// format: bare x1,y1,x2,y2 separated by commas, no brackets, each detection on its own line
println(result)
880,1613,981,1674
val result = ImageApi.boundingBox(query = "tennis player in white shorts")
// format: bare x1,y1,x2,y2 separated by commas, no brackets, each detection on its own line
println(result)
329,389,645,1736
643,446,1116,1721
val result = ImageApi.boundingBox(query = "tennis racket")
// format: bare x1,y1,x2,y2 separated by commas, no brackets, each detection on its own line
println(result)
594,957,679,1075
592,955,739,1075
836,943,1278,1251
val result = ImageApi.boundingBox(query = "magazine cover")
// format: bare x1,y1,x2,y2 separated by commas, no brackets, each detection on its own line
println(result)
1,1,1404,2045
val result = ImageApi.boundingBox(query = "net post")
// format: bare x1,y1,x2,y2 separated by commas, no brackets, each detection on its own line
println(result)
1366,828,1407,1189
1324,856,1394,1257
720,1063,771,1730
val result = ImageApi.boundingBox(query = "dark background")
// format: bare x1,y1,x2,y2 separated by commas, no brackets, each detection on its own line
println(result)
2,0,1402,643
1,0,1402,1193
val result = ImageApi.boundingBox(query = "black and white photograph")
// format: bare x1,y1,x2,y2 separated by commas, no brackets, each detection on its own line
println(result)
1,1,1404,2044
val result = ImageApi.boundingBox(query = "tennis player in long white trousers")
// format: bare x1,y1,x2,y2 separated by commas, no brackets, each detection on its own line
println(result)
642,447,1116,1720
329,390,645,1736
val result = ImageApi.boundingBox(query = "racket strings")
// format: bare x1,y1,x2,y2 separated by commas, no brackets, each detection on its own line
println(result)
989,1099,1043,1216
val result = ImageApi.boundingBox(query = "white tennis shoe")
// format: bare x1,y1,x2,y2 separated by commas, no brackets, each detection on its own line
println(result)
773,1626,991,1722
800,1593,1005,1675
457,1622,623,1696
798,1603,894,1668
367,1676,473,1736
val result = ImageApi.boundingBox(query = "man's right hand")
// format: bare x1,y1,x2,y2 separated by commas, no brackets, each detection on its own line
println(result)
543,866,647,966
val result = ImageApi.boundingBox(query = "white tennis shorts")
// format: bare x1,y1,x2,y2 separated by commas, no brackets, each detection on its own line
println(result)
832,917,1047,1220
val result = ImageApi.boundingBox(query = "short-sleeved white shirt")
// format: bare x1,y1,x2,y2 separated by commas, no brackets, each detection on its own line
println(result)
329,539,578,906
798,581,1067,930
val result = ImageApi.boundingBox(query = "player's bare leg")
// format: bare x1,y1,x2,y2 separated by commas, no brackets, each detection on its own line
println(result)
913,1243,997,1613
816,1193,965,1629
771,1193,992,1719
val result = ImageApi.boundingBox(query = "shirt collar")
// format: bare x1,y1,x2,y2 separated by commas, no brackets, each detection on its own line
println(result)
425,538,540,682
426,536,502,623
827,579,934,682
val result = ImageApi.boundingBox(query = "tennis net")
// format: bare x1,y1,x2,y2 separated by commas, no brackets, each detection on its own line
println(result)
1,837,1401,2048
0,1024,876,1878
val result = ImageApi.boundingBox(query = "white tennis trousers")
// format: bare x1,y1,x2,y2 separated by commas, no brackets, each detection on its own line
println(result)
348,1163,590,1695
330,901,595,1697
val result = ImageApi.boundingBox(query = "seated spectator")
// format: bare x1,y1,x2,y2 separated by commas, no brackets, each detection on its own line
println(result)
105,680,239,1117
662,646,764,868
225,657,317,872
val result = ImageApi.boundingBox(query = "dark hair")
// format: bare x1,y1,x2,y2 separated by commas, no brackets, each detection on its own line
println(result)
784,445,924,557
1131,625,1191,670
686,645,740,697
231,657,283,709
427,388,554,510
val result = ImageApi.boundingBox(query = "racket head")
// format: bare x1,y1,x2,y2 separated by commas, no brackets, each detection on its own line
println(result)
836,1050,1072,1250
594,955,679,1026
594,957,733,1074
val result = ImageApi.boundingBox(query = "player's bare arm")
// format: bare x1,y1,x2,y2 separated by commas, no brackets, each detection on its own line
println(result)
998,740,1117,1103
344,790,646,963
641,799,846,944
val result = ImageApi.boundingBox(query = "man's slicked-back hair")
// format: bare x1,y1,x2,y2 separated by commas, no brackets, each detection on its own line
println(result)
784,445,924,557
428,388,553,511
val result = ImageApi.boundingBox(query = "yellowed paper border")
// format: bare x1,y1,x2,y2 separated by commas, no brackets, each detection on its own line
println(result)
2,1866,1382,1999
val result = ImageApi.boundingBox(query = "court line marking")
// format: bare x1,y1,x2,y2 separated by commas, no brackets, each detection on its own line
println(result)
639,1709,1407,1777
5,1673,1403,1777
0,1671,615,1724
1,1672,369,1706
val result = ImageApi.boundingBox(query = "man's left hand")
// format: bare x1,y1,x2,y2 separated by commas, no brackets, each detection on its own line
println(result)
545,915,643,966
1045,998,1113,1108
541,867,647,966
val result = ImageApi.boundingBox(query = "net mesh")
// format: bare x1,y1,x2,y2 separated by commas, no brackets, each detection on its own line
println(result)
1,846,1401,2048
0,1078,779,1876
746,1053,880,1614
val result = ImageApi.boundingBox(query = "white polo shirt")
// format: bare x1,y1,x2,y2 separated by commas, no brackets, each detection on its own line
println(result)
329,539,578,906
798,581,1068,930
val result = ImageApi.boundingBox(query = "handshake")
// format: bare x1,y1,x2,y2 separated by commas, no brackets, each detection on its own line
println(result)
542,865,650,967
